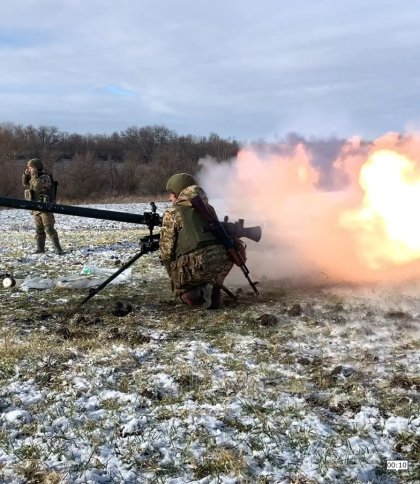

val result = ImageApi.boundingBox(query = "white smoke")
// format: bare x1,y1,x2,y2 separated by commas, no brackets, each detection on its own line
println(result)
196,133,420,286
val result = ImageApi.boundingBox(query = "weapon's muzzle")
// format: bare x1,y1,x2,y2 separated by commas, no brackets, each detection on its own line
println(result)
223,220,262,242
241,226,262,243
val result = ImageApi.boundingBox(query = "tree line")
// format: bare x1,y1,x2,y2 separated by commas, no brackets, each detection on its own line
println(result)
0,123,239,202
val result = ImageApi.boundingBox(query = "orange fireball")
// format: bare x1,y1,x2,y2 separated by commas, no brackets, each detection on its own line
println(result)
340,149,420,268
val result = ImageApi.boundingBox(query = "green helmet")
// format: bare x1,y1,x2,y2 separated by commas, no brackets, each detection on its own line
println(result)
166,173,197,195
27,158,43,170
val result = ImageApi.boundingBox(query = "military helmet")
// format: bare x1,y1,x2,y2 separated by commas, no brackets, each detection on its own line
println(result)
27,158,43,170
166,173,197,195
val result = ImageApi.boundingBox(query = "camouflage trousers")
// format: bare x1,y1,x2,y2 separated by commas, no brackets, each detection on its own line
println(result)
33,212,58,239
169,244,234,297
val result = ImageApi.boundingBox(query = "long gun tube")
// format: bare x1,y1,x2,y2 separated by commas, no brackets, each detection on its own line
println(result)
0,196,162,227
1,195,262,301
0,196,262,242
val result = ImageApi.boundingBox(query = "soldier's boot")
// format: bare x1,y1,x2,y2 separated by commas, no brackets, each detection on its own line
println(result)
208,285,222,310
180,283,212,308
34,236,46,254
50,234,63,255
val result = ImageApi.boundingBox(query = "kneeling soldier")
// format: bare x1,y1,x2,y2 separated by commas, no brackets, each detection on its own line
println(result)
159,173,233,309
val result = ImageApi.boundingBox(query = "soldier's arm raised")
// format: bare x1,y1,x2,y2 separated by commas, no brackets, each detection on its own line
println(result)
22,172,31,188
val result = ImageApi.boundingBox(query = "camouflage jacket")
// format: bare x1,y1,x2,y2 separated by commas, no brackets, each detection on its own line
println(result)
22,170,55,214
159,185,219,272
22,170,54,201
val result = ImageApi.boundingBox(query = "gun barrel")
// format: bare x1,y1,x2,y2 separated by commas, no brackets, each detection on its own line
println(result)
0,197,262,243
223,223,261,242
0,196,158,226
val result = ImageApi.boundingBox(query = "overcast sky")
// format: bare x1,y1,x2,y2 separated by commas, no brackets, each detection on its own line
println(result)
1,0,420,142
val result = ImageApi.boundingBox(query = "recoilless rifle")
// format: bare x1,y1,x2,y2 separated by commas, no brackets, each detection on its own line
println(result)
0,196,262,302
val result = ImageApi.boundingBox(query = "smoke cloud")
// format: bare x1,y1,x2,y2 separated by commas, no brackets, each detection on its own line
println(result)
197,132,420,285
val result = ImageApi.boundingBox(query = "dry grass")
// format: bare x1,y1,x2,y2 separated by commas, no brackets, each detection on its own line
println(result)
0,226,419,482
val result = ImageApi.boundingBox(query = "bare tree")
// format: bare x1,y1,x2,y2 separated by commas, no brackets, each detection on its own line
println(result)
0,122,241,201
61,151,101,200
23,125,63,170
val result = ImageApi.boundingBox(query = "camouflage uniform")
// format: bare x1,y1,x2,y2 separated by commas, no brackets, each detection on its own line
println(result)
22,159,63,254
160,184,233,303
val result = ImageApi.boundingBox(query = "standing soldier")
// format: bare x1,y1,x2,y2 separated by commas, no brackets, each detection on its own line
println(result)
159,173,234,309
22,158,63,255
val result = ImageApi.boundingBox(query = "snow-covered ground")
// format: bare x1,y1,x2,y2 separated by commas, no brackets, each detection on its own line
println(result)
0,204,419,483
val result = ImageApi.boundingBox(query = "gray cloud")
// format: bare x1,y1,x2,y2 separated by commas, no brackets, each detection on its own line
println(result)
1,0,420,140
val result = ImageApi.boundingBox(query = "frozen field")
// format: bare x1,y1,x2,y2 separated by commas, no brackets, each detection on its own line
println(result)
0,204,418,483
